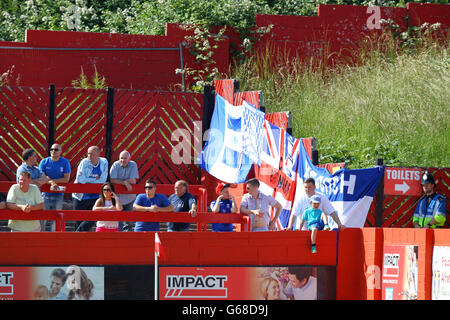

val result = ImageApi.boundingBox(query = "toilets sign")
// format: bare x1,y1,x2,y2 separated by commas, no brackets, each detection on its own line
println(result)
384,168,422,196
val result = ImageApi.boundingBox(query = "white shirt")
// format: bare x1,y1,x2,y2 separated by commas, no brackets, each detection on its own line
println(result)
96,200,118,229
292,191,336,230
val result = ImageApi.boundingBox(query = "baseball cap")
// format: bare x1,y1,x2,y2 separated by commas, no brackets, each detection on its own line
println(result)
216,182,231,195
310,195,321,203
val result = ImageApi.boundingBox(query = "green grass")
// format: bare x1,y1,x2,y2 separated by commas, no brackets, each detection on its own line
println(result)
232,39,450,169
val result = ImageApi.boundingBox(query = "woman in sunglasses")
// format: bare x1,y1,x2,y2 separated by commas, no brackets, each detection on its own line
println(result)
93,182,123,232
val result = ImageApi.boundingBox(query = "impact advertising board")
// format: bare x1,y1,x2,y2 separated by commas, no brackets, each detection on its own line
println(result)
159,265,336,300
382,245,418,300
0,265,335,300
432,246,450,300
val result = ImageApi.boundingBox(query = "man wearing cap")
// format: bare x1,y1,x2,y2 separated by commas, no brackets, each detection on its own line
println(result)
210,182,237,232
413,171,446,228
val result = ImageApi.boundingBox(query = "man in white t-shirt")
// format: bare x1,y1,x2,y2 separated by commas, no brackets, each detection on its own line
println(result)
285,178,346,231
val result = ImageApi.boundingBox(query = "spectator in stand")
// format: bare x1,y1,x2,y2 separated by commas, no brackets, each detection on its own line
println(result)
39,143,71,231
210,182,237,232
93,182,123,232
6,171,44,232
240,178,282,232
16,148,49,187
133,179,173,232
297,195,330,253
285,177,345,231
167,180,197,232
72,146,108,232
413,171,446,228
109,150,139,231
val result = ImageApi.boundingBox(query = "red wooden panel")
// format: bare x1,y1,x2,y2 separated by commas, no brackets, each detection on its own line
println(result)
54,88,107,181
0,86,49,180
214,79,235,103
112,89,203,185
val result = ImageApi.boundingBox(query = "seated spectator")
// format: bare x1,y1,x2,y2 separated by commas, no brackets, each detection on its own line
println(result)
93,182,123,232
133,179,174,232
6,171,44,232
167,180,197,232
210,182,237,232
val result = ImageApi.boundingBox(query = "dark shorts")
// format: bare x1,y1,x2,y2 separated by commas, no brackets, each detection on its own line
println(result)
307,220,324,231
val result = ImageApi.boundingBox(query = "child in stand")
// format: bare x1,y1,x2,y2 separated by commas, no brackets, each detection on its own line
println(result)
93,182,123,232
298,195,329,253
210,183,237,232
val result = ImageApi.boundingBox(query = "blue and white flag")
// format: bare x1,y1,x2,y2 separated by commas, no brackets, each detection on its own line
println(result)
292,140,385,228
242,101,265,166
199,94,256,183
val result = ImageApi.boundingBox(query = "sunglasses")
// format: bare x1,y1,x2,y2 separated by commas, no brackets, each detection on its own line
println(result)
50,148,60,151
145,186,154,190
103,188,112,192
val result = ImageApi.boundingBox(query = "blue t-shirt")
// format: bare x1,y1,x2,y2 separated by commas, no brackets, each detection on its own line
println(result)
16,163,43,182
39,157,71,197
302,208,323,228
210,199,233,232
134,193,171,231
168,192,196,231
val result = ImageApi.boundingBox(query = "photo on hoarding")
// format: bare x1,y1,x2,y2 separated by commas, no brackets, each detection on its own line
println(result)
382,245,418,300
432,246,450,300
0,265,104,300
159,265,335,300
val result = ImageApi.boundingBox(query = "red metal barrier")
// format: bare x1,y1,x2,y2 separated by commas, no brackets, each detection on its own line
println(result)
0,210,250,232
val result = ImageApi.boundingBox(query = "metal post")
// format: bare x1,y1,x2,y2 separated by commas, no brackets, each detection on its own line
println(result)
179,42,185,92
312,150,319,166
201,85,215,148
48,84,56,152
105,87,114,170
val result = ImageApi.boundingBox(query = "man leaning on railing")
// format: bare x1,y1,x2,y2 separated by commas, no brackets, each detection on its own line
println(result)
6,171,44,232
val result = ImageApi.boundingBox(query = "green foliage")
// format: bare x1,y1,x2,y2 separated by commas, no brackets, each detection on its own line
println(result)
176,25,227,92
1,0,448,168
71,66,108,89
232,37,450,168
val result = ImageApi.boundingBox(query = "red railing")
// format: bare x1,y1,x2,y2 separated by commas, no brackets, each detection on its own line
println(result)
0,210,250,232
0,181,250,232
